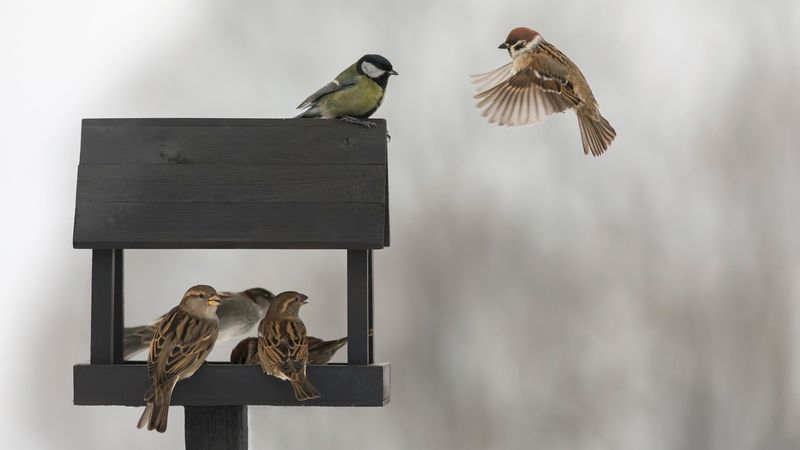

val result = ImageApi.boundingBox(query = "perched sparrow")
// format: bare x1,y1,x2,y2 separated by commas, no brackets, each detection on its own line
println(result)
230,337,259,365
296,54,398,128
257,291,320,401
231,336,348,366
472,27,616,156
137,285,221,433
306,336,348,366
124,287,274,359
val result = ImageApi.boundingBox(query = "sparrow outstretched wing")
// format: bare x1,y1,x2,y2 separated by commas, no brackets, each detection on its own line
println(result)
473,43,588,126
470,62,513,92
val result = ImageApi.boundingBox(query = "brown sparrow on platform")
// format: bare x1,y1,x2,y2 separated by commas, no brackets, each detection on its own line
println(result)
257,291,320,401
473,27,616,156
137,285,221,432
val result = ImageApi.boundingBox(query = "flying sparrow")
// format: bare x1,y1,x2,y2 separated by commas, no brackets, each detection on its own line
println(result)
137,285,221,432
257,291,320,401
231,335,348,366
124,287,274,359
472,27,616,156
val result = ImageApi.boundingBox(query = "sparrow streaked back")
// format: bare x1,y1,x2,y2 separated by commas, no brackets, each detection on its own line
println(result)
472,27,616,156
257,291,320,401
136,285,221,433
231,335,348,366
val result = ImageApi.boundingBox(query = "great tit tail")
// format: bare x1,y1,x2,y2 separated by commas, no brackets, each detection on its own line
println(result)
295,109,320,119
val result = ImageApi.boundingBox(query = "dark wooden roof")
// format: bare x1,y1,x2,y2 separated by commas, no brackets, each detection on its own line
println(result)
73,119,390,249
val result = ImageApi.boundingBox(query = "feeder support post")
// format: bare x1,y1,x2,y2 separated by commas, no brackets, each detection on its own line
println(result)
90,249,124,364
184,406,248,450
347,249,374,365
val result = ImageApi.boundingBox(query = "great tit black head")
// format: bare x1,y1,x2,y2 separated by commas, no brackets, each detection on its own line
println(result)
356,54,399,79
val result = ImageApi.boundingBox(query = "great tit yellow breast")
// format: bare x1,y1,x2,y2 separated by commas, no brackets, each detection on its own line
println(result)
316,76,385,119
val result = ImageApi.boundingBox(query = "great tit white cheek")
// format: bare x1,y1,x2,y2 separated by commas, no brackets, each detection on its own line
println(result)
361,61,387,78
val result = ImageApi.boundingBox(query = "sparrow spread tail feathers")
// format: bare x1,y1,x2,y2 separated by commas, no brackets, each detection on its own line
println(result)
577,112,616,156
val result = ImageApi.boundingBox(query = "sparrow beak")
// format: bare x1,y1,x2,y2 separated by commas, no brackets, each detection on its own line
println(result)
208,295,221,306
498,42,509,49
299,295,309,305
388,70,399,76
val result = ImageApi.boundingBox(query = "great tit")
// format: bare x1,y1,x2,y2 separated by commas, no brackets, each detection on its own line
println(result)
296,54,398,127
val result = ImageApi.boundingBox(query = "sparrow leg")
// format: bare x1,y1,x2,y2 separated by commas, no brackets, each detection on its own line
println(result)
340,116,376,128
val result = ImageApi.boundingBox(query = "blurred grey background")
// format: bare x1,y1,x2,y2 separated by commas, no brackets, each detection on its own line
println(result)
1,0,799,449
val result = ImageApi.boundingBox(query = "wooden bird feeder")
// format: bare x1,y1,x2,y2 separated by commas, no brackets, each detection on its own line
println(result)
72,118,391,449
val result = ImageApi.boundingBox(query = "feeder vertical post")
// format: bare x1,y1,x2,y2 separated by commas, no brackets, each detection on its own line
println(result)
112,249,124,363
184,406,248,450
90,249,121,364
347,249,372,365
368,249,375,364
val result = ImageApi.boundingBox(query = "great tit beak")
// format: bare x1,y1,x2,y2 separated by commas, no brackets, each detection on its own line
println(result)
208,295,221,306
389,70,399,76
498,42,509,49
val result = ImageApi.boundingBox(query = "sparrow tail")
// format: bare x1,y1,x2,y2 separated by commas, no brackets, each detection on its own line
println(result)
136,404,153,430
124,324,157,359
577,112,616,157
289,372,320,401
137,385,173,433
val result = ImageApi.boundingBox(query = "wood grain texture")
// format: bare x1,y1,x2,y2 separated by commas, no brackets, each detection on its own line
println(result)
347,250,371,365
74,118,390,249
185,406,247,450
80,118,387,165
74,202,386,249
73,363,390,407
77,164,385,203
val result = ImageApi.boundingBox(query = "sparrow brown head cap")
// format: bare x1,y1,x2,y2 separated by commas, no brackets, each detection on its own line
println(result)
505,27,540,45
184,285,218,300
